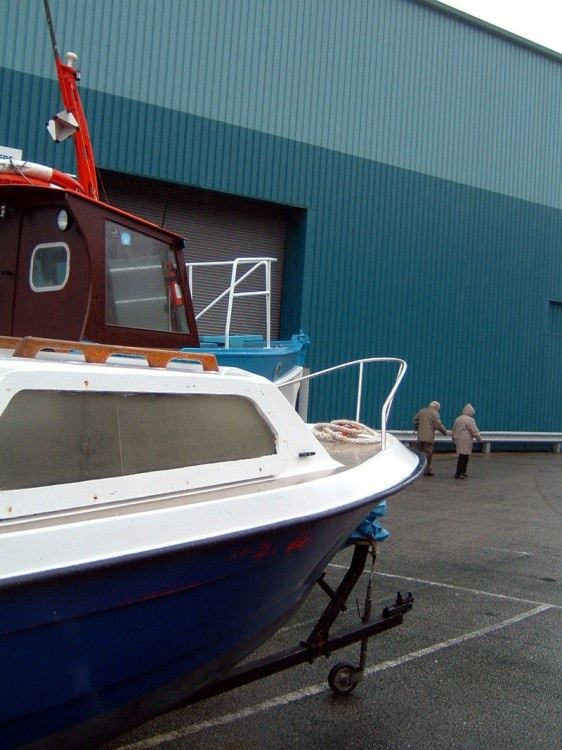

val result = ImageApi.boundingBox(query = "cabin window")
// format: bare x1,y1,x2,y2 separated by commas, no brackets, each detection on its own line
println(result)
0,390,276,490
105,220,189,333
29,243,70,291
547,300,562,335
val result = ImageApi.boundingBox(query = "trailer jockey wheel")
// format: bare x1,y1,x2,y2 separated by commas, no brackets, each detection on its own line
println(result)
328,662,360,695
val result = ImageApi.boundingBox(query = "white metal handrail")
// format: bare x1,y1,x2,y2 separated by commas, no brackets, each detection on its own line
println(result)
185,257,275,348
285,357,408,451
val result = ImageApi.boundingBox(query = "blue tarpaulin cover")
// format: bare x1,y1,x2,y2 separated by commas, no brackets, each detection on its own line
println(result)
347,500,390,544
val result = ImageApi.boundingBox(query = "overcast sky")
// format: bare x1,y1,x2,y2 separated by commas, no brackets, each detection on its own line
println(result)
442,0,562,53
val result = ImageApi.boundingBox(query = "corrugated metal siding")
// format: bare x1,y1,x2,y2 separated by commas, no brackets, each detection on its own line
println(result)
297,151,562,432
2,0,561,208
1,1,561,432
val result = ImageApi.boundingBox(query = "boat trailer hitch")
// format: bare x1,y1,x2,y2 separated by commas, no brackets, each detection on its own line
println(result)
305,543,413,695
184,542,413,703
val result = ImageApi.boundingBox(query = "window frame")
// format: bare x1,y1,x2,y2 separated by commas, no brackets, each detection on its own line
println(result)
29,242,70,292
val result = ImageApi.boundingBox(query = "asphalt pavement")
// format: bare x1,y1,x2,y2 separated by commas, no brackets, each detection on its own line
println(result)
104,451,562,750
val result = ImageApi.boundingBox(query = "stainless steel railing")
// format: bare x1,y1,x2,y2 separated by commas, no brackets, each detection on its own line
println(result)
185,257,275,348
283,357,408,450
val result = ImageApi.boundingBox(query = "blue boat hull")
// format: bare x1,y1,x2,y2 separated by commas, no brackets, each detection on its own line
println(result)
0,496,397,749
183,333,310,381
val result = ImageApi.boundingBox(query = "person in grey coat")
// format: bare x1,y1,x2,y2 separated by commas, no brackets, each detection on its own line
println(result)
413,400,447,476
452,404,482,479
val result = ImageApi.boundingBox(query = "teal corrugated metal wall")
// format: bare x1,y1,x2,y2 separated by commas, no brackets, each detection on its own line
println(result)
3,0,561,208
1,0,561,431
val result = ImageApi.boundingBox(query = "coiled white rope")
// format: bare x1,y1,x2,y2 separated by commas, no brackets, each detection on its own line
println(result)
313,419,381,444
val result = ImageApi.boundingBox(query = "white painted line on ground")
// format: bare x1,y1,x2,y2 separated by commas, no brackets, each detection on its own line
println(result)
113,603,553,750
327,565,560,608
363,603,553,674
484,547,532,557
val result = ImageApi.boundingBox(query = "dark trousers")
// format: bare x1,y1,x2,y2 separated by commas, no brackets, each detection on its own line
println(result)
455,454,469,477
418,441,434,474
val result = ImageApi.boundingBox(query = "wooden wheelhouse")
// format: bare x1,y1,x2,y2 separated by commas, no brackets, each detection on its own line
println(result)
0,184,199,348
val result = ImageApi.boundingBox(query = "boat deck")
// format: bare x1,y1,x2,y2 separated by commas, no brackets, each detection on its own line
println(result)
0,439,386,536
320,439,383,468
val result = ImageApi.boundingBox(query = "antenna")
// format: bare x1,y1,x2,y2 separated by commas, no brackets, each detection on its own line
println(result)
42,0,99,200
43,0,61,60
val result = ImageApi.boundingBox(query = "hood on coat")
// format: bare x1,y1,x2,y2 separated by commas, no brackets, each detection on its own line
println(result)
463,403,475,416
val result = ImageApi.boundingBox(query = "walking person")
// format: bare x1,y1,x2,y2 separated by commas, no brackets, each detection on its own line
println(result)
413,400,447,476
452,403,482,479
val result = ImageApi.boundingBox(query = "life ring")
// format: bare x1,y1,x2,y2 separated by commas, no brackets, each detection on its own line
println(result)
0,160,84,193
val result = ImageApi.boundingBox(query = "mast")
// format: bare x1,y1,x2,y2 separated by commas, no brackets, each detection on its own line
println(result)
43,0,99,199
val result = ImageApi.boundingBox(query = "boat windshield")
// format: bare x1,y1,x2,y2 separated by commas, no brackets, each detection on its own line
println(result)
105,220,189,334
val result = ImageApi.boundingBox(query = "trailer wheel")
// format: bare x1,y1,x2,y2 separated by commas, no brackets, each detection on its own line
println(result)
328,662,359,695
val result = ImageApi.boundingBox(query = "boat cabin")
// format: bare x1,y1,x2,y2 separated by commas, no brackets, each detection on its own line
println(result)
0,338,304,520
0,184,200,349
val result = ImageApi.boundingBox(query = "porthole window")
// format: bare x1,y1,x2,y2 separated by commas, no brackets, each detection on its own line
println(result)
30,243,70,291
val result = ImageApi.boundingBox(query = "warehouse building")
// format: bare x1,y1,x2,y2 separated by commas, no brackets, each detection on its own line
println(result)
1,0,561,431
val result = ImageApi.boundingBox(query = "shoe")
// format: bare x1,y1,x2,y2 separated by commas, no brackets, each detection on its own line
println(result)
424,472,434,477
460,473,468,478
454,474,465,479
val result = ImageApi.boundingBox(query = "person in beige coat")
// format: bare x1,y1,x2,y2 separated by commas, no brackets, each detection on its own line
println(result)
413,400,447,476
452,404,482,479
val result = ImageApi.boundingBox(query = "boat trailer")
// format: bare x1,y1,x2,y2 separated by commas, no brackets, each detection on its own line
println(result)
184,542,413,703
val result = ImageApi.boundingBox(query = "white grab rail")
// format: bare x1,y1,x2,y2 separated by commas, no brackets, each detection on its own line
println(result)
185,257,275,348
285,357,408,451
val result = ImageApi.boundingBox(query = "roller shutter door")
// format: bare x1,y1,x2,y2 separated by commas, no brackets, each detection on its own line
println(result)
99,170,287,338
